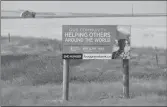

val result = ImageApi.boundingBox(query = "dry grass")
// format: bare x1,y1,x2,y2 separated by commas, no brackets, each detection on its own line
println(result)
1,79,167,106
1,36,167,106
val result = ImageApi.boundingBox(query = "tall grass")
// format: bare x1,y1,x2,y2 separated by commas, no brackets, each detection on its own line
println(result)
1,52,167,86
1,80,167,106
1,51,167,106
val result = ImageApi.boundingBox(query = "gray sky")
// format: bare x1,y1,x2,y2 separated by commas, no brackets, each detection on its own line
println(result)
1,1,166,14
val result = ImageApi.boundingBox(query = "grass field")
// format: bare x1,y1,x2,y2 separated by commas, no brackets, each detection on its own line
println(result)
1,36,167,106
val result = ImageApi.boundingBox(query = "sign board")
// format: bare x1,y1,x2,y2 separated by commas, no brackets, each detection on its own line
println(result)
62,25,131,101
62,25,118,59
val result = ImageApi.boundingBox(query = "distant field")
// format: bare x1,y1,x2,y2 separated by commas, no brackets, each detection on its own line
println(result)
1,36,167,106
1,36,62,55
1,18,166,49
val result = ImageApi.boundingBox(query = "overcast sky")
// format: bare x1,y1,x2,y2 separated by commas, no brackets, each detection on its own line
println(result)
1,1,166,14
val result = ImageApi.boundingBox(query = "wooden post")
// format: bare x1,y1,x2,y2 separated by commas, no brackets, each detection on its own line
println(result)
8,33,10,42
62,59,70,101
122,59,129,98
154,47,159,67
0,35,2,76
166,48,167,69
155,54,159,67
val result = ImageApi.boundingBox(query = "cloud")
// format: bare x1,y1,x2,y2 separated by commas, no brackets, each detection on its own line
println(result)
117,26,131,34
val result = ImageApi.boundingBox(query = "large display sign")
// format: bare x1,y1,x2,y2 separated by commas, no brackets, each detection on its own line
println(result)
62,25,130,59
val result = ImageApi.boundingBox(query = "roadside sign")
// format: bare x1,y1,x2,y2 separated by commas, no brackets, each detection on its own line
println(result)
62,25,118,59
62,25,131,101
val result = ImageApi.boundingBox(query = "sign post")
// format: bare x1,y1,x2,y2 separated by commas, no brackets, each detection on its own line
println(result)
62,59,70,101
118,26,131,99
122,59,129,98
116,38,130,98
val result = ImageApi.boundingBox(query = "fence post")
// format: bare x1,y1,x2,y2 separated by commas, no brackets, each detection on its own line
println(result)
154,47,159,67
8,33,10,42
122,59,130,98
62,59,70,101
0,35,2,76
